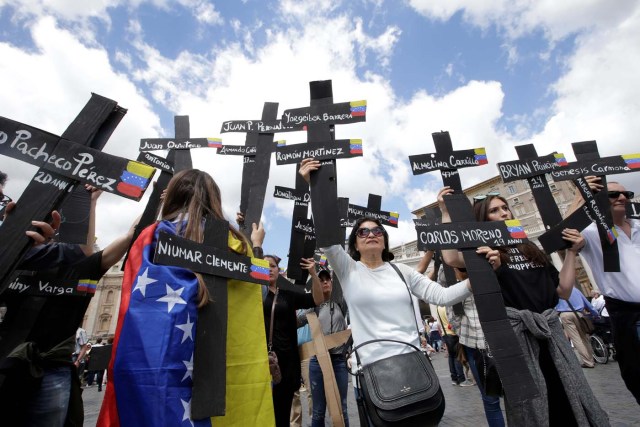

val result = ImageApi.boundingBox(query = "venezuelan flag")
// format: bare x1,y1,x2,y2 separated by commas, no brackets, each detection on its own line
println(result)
554,153,568,166
319,255,327,266
622,154,640,169
277,140,286,147
474,148,488,165
98,221,274,427
117,161,155,199
350,100,367,117
77,279,98,294
607,227,619,244
505,219,527,239
207,137,222,148
350,139,363,154
250,258,270,281
389,212,399,225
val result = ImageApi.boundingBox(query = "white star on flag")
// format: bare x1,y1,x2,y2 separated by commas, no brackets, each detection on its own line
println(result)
181,398,194,427
133,268,157,297
182,353,194,382
175,314,194,343
157,285,186,313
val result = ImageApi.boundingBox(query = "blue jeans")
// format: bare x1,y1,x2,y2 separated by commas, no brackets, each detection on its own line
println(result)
309,355,349,427
442,335,465,383
464,346,505,427
27,366,72,427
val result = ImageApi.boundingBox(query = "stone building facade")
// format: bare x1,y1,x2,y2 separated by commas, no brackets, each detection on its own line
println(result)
82,260,123,340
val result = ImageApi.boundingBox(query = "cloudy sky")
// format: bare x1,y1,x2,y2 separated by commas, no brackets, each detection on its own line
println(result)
1,0,639,265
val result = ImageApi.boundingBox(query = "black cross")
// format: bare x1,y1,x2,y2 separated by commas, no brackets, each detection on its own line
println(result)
0,94,135,358
219,103,285,240
153,216,270,419
0,94,150,293
539,141,640,271
408,131,487,190
273,170,316,285
410,131,538,403
342,193,399,228
125,116,218,267
281,80,366,247
497,144,566,229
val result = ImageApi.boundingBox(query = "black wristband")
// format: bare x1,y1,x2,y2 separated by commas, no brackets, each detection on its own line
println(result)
252,246,264,258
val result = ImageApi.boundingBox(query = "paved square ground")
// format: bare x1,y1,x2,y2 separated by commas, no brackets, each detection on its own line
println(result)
83,350,639,426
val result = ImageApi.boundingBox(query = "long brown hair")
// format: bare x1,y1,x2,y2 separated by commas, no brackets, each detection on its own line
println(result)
473,195,548,266
161,169,249,307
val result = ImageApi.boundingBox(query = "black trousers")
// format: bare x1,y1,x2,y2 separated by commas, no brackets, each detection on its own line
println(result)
605,296,640,405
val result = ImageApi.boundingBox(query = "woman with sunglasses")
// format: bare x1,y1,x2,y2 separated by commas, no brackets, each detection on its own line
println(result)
437,186,609,426
298,160,477,392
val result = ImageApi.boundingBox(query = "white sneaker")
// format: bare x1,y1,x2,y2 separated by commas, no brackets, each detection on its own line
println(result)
459,380,475,387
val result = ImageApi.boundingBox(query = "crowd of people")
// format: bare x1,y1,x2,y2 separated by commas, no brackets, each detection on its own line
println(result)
0,156,638,426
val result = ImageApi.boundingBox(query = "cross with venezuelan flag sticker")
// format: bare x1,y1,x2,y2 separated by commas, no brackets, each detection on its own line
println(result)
342,193,400,228
280,80,367,247
539,140,640,271
496,144,568,229
414,131,539,405
152,214,271,419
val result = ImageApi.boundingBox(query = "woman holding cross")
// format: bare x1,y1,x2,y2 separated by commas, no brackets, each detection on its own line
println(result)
99,169,274,426
299,159,479,424
437,186,609,426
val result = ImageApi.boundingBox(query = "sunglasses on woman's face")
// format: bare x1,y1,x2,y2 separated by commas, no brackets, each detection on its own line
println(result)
356,226,385,238
608,190,634,199
0,194,12,207
472,191,500,205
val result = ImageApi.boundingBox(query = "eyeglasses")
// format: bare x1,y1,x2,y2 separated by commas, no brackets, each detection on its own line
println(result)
608,190,634,199
473,192,500,205
356,226,385,238
0,194,11,207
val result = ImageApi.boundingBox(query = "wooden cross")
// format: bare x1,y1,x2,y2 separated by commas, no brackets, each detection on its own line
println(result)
153,217,271,419
273,170,316,285
122,116,220,268
0,94,157,293
409,131,538,403
341,193,399,228
281,80,366,247
0,94,157,359
496,144,567,229
220,103,296,240
414,207,464,315
298,312,351,427
539,141,640,271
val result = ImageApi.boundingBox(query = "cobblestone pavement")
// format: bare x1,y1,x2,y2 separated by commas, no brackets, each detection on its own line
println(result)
83,350,639,426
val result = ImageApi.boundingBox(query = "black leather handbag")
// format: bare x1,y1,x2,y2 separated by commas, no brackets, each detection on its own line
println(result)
349,263,445,426
352,339,445,426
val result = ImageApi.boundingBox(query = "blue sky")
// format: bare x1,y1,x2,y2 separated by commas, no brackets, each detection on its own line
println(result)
1,0,639,268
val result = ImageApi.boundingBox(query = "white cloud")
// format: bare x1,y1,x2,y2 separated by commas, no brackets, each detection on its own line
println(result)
0,16,161,247
407,0,638,41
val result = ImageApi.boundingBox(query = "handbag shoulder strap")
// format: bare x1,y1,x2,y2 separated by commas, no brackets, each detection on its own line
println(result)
268,289,278,351
389,263,422,338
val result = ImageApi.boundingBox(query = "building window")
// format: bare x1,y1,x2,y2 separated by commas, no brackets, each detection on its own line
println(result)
106,290,114,304
508,185,516,194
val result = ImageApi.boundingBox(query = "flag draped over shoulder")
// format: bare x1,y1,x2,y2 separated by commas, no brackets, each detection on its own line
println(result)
98,220,274,427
